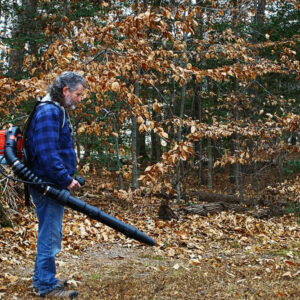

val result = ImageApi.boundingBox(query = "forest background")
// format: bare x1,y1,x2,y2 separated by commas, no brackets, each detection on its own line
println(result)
0,0,300,299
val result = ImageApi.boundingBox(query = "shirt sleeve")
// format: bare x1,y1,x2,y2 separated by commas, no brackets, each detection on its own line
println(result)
33,106,73,189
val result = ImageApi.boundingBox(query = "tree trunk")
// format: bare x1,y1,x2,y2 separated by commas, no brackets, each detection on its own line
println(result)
253,0,266,41
193,79,204,199
182,202,226,216
137,131,147,165
9,0,38,77
175,3,190,202
193,2,205,196
194,191,244,204
62,0,70,15
151,110,161,164
256,0,266,25
131,67,141,190
207,138,213,189
175,83,187,202
131,115,138,190
112,115,124,189
233,78,243,196
143,0,148,9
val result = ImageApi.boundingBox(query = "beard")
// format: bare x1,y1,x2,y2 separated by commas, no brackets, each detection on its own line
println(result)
64,94,76,110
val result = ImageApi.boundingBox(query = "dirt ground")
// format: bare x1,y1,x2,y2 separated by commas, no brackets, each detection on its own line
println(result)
2,239,300,300
1,197,300,300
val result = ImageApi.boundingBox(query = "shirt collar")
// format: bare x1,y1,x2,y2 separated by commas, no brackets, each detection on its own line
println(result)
41,94,63,108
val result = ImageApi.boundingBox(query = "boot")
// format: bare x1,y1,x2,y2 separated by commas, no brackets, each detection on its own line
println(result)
39,286,78,299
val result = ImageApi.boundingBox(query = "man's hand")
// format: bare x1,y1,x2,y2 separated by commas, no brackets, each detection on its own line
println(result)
67,179,81,192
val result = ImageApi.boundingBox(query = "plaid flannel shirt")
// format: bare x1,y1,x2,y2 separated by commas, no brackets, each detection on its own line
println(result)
27,100,76,189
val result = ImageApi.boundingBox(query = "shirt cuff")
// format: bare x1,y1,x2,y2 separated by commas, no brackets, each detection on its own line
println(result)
62,176,73,190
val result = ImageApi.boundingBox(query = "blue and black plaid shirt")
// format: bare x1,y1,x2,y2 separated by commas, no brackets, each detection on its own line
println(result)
27,100,76,189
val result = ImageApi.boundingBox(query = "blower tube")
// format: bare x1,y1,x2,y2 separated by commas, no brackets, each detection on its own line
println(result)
4,126,156,246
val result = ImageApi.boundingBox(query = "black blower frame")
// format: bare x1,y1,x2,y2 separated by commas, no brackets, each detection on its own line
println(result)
4,126,156,246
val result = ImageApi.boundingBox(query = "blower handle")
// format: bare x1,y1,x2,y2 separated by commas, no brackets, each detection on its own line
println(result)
75,175,85,186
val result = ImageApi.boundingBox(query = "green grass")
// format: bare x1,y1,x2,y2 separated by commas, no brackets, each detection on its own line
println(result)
139,254,168,261
229,241,240,248
90,274,101,280
265,249,300,258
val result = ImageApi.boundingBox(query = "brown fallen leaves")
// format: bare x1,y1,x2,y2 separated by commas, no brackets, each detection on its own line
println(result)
1,202,299,261
0,197,299,299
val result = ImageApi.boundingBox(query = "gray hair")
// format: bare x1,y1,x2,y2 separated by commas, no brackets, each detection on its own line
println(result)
49,71,86,103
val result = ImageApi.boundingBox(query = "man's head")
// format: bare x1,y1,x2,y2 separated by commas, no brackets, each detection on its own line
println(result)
49,71,86,109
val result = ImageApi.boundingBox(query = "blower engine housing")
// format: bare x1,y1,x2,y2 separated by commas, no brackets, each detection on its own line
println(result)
0,129,24,164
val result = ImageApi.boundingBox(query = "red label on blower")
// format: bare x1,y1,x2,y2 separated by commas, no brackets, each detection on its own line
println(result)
0,129,24,160
0,129,5,156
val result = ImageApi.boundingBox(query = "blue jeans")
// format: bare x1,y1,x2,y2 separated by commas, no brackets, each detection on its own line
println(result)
30,187,64,295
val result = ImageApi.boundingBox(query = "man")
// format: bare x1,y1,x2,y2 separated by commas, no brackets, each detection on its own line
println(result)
27,71,86,298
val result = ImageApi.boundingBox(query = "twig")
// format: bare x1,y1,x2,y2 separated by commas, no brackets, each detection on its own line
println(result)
85,49,121,65
85,49,106,65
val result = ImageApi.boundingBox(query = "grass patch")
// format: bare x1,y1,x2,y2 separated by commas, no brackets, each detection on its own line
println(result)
90,274,101,280
265,249,300,258
229,241,240,248
139,254,168,261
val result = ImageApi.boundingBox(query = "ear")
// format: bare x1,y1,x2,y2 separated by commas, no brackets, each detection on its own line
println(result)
62,86,69,97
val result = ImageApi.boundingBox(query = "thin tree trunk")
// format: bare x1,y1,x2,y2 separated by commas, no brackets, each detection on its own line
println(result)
151,110,161,164
137,131,147,164
256,0,266,25
193,79,204,196
1,10,8,38
9,0,38,77
253,0,266,41
175,3,191,203
194,7,205,199
234,160,240,191
131,116,138,190
207,138,213,189
112,115,124,189
278,153,285,183
197,140,203,189
62,0,69,15
176,84,186,202
131,67,141,190
234,110,241,194
143,0,148,9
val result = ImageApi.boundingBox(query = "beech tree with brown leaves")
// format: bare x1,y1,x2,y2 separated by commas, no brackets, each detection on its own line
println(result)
0,2,300,299
0,0,299,215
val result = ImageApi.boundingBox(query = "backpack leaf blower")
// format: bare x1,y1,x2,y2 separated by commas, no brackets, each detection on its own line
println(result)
0,126,156,246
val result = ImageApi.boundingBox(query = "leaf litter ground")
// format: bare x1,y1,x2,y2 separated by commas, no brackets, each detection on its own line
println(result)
1,199,299,299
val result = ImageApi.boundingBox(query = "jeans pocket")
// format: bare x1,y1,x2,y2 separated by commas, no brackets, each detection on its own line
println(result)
29,187,45,207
